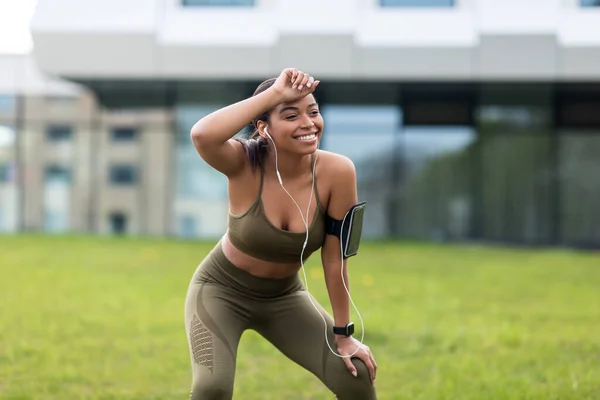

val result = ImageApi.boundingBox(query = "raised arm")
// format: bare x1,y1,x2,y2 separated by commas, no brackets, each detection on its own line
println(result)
320,154,377,384
190,68,319,178
190,87,283,177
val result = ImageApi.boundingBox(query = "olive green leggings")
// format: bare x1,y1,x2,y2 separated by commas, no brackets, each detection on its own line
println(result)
184,241,377,400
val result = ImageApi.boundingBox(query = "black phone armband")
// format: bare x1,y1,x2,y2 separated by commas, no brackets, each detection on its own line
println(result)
325,201,367,259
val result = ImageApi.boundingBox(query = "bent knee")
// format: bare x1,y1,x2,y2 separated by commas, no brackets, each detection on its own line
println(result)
330,358,377,400
349,358,377,398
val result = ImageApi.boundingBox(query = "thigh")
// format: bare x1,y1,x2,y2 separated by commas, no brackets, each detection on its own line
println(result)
185,281,250,400
254,290,377,400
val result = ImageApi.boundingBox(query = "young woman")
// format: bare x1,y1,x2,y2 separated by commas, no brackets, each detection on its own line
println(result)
185,68,378,400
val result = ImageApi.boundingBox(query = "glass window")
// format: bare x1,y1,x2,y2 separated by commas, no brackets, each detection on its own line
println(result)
557,87,600,244
182,0,254,6
173,81,248,239
109,165,138,185
47,125,73,142
45,165,72,185
403,101,471,126
321,105,401,238
399,126,476,240
558,131,600,245
0,124,18,232
175,106,229,201
380,0,454,7
173,102,242,239
476,102,553,243
109,212,128,235
44,165,71,233
559,101,600,127
0,163,13,183
179,215,198,238
0,95,15,112
0,124,16,147
581,0,600,7
111,127,138,142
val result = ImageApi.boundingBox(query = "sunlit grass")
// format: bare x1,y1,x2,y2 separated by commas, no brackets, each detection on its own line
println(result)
1,234,599,399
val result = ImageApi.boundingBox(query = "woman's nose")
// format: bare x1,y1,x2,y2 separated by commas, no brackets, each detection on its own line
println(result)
300,115,315,128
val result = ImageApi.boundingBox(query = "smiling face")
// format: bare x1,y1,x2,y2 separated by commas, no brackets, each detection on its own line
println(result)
257,94,324,156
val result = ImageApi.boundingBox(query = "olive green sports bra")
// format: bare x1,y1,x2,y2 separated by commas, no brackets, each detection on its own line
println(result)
227,156,327,264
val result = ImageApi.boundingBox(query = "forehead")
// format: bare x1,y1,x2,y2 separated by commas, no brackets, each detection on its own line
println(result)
275,95,318,112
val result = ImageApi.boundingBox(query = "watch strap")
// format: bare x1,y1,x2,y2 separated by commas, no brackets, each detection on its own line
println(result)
333,322,354,336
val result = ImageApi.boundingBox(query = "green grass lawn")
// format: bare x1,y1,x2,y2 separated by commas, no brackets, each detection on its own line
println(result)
1,234,599,400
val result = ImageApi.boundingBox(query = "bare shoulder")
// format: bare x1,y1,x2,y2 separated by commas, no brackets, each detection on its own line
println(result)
316,149,356,181
315,150,358,215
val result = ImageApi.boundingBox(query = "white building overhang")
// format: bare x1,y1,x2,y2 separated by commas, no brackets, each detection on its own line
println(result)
30,0,600,82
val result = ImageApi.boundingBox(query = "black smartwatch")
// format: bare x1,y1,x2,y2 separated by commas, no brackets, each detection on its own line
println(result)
333,322,354,337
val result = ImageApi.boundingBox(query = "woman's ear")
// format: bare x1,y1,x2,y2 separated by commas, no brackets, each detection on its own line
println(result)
255,120,269,140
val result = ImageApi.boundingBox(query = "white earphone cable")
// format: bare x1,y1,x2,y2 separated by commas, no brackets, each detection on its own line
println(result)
265,129,365,358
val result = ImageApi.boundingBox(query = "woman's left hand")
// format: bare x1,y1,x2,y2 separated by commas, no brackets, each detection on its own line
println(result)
336,336,377,383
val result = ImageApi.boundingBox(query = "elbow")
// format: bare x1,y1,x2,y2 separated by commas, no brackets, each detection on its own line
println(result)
189,122,203,141
189,129,214,158
190,124,209,149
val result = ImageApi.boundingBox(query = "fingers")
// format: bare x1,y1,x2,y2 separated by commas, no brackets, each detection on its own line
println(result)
342,357,357,378
305,75,315,89
288,70,315,90
370,352,378,378
284,68,298,83
290,69,301,89
291,69,300,87
281,68,320,97
361,351,376,383
343,350,376,383
351,354,375,383
368,348,377,382
370,354,377,373
358,346,377,383
297,73,311,90
292,71,307,90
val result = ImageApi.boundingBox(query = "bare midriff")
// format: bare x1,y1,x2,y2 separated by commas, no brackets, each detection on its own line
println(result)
220,234,304,279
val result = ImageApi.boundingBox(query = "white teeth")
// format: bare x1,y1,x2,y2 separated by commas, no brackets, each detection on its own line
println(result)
296,134,316,141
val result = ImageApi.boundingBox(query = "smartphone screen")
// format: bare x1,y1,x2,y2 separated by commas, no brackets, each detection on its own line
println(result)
344,202,366,257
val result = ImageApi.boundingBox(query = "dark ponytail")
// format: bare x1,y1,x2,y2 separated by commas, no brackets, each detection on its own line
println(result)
234,78,277,172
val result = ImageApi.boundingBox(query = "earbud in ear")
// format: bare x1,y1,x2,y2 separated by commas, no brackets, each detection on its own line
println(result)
264,127,271,140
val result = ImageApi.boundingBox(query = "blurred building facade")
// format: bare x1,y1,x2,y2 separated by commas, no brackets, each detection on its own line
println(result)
0,56,175,236
2,0,598,246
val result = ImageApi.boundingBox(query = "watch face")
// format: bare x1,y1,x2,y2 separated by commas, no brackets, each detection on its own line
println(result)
347,323,355,335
